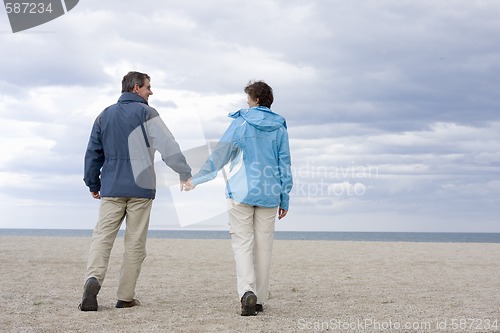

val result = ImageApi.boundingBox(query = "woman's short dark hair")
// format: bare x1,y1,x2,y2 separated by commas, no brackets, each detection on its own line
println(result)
122,71,151,93
244,80,274,108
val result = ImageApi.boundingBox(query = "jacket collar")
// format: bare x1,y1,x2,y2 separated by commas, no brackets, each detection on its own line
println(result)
118,92,148,105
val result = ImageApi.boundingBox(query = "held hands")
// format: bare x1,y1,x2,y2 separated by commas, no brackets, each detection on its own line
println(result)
180,178,196,192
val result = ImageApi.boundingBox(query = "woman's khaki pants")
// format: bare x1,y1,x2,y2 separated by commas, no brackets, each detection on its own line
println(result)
227,200,277,304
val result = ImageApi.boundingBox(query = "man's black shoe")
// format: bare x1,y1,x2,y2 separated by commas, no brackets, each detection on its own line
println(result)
255,304,263,312
79,277,100,311
116,299,141,308
240,291,257,316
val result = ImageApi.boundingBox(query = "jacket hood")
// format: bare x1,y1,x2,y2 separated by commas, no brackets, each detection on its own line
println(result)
229,106,287,132
118,92,148,105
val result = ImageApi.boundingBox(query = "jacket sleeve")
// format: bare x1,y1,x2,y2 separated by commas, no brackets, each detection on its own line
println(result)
277,127,293,210
191,120,239,186
145,115,192,181
83,117,105,192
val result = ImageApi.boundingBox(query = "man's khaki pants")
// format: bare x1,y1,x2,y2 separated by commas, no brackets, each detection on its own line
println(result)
227,200,277,304
85,197,153,302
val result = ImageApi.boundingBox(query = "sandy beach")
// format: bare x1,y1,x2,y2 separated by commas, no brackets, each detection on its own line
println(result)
0,236,499,333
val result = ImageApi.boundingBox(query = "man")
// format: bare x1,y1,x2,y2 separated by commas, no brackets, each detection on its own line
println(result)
186,80,293,316
80,71,192,311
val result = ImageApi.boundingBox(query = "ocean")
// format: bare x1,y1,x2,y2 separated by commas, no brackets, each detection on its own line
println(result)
0,229,499,243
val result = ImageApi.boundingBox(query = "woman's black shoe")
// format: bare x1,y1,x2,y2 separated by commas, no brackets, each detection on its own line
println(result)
240,291,257,316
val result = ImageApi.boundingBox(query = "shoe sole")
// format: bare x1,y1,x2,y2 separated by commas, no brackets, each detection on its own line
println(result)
241,293,257,316
79,278,100,311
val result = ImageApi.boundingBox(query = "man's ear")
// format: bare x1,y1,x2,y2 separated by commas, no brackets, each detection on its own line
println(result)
132,84,139,93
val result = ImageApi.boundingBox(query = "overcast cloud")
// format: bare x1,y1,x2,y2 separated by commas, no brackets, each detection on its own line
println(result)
0,0,499,232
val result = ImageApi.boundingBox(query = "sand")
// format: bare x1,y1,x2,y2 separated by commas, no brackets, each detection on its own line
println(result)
0,236,499,333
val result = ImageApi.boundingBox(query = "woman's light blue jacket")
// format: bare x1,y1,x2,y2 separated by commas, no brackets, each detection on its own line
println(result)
192,106,293,210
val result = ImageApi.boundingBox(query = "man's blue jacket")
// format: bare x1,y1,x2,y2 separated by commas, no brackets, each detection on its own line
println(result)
84,92,192,199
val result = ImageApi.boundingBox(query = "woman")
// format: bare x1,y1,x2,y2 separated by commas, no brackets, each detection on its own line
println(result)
187,80,293,316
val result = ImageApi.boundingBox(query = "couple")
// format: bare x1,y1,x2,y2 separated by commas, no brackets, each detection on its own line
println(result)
80,71,293,316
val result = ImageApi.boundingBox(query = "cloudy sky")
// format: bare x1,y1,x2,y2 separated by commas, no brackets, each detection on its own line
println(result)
0,0,499,232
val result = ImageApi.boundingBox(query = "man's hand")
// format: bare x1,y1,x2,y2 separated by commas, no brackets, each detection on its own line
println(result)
278,208,288,220
180,181,187,191
91,191,101,199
